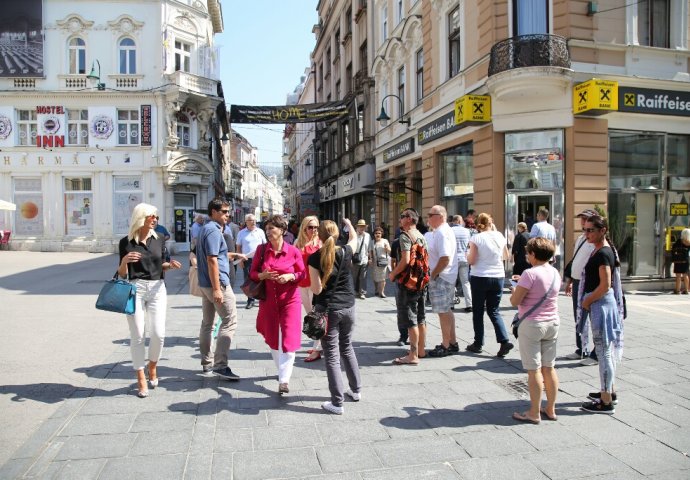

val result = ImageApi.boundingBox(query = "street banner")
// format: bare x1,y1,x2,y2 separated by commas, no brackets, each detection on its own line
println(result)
230,101,349,124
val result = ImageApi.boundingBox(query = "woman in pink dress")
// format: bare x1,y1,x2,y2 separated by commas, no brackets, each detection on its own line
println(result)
250,214,306,394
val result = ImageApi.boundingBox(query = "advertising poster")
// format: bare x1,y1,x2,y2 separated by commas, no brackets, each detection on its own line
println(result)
64,193,93,236
0,0,44,78
14,193,43,235
113,177,142,234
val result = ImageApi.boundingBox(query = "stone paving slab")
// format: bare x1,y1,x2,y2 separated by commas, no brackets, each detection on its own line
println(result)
2,251,690,479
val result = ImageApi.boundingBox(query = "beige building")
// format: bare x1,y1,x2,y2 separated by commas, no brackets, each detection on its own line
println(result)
369,0,690,282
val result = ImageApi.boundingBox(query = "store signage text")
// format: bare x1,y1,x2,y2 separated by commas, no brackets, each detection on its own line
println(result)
2,155,123,167
341,175,354,192
141,105,152,146
454,95,491,125
670,203,688,216
573,79,618,115
417,111,461,145
618,87,690,117
36,106,65,114
383,137,415,163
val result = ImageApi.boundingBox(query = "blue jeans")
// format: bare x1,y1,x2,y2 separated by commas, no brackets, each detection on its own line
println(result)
470,276,509,346
593,329,616,392
572,279,597,360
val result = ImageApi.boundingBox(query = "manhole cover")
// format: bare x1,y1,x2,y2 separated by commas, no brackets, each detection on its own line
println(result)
494,378,530,400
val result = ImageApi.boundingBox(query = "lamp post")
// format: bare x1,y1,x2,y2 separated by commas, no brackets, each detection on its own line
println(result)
376,94,410,126
86,60,105,90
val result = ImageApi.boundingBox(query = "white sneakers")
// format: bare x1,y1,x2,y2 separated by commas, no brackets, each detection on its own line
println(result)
321,401,344,415
580,357,599,366
345,390,361,401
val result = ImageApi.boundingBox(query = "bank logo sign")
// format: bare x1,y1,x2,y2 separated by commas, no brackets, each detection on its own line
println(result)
618,87,690,116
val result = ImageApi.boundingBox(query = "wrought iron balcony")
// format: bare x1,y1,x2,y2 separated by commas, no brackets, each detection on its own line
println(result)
488,34,570,77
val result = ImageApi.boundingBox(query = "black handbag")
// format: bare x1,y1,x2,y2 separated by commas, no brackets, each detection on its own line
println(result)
511,271,557,338
96,272,137,315
241,244,266,300
564,238,587,280
352,237,364,264
303,248,346,340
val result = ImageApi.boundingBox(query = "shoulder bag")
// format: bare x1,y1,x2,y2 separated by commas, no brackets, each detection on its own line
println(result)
96,271,137,315
511,270,557,338
563,237,587,280
352,236,365,264
241,244,267,300
303,248,346,340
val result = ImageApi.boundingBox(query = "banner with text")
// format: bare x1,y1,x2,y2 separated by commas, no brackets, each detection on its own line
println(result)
230,102,349,124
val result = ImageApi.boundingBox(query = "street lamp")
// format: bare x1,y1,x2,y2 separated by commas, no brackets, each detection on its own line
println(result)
376,94,410,126
86,60,105,90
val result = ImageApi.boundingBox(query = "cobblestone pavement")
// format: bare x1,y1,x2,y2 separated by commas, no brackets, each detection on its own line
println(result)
1,251,690,479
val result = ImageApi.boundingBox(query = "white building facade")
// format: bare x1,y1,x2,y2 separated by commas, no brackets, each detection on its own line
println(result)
0,0,225,252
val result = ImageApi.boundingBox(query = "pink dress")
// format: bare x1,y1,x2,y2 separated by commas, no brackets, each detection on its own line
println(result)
251,243,306,352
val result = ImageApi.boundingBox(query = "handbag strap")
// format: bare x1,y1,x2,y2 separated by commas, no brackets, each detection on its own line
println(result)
569,236,587,264
516,269,557,321
355,235,365,255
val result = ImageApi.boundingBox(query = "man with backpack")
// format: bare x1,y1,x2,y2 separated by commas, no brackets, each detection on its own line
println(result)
389,208,429,365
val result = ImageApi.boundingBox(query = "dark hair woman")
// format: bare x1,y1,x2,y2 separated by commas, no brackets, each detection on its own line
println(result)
251,214,306,394
308,218,362,414
577,215,625,414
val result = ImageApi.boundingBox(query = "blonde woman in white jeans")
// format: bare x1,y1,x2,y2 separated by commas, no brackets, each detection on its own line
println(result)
118,203,181,398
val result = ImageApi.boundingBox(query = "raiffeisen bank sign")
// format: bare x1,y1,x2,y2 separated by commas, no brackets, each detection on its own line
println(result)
618,87,690,117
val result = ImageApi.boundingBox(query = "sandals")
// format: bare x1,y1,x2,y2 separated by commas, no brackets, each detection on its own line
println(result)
540,408,557,421
393,356,419,365
512,411,540,424
304,351,322,363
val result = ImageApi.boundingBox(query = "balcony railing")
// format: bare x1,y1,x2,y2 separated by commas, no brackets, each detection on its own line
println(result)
488,34,570,77
167,70,218,96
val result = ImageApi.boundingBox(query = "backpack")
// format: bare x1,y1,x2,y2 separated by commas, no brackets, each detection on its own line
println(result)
671,240,688,264
397,232,430,291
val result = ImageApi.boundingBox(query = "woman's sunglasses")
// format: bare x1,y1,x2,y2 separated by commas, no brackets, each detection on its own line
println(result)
306,225,318,230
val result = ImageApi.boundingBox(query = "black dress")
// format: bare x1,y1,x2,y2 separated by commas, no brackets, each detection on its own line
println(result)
511,231,531,276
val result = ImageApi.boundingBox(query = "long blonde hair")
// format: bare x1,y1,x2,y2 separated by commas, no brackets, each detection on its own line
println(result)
128,203,158,242
295,215,319,249
317,220,340,284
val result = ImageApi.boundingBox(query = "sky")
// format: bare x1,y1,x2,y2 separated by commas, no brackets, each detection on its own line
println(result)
217,1,318,171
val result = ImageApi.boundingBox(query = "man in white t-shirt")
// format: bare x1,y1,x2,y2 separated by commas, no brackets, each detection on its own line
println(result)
426,205,459,358
451,215,473,313
236,213,267,309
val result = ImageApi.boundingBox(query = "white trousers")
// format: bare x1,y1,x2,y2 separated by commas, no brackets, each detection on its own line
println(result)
126,279,167,371
270,326,296,383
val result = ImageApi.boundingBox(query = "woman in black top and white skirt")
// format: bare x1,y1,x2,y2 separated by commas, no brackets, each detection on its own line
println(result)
309,218,362,414
118,203,181,398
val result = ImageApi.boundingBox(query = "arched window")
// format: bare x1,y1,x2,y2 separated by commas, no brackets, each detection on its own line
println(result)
119,38,136,74
176,112,191,147
68,37,86,74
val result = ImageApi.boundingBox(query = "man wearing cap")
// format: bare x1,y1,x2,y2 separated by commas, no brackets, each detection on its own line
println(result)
564,208,598,365
352,219,372,299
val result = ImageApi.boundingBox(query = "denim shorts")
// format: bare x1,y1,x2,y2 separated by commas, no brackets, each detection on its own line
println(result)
428,277,455,313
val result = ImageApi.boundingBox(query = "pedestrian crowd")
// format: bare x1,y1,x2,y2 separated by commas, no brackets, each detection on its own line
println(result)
112,199,638,420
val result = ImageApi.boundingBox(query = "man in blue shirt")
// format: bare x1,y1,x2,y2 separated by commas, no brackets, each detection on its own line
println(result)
196,198,241,381
529,208,557,247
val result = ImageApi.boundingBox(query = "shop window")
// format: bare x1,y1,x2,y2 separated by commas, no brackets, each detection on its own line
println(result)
64,177,93,236
513,0,548,35
119,38,136,74
448,7,461,78
113,176,142,234
68,37,86,75
609,131,662,190
505,130,563,191
668,134,690,177
67,109,88,146
441,142,473,198
16,110,38,146
176,112,191,147
174,40,191,72
117,109,139,145
13,178,43,235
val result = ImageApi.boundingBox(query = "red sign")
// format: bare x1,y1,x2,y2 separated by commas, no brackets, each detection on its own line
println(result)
36,106,64,114
141,105,151,146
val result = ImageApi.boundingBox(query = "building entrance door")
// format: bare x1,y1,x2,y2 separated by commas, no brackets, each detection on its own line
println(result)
173,193,196,252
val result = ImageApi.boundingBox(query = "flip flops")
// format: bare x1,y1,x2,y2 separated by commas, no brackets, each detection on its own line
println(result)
393,356,419,365
304,351,322,362
512,411,540,424
540,408,558,421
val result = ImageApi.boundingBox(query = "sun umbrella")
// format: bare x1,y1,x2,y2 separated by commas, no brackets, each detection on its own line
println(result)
0,200,17,211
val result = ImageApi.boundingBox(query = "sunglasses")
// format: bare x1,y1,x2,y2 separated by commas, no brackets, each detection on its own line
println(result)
147,214,158,219
400,214,411,219
306,225,318,230
427,213,441,217
583,227,600,233
220,209,230,214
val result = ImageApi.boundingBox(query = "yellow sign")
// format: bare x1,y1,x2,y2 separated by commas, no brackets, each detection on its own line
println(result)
671,203,689,216
573,79,618,115
391,193,407,204
454,95,491,125
625,215,636,224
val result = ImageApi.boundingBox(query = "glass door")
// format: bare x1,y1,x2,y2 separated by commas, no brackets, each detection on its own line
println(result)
173,193,196,251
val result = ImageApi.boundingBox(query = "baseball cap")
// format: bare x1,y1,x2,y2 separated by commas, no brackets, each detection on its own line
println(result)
576,209,598,218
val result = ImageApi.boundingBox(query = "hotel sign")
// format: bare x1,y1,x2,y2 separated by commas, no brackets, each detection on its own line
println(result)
573,79,618,115
618,87,690,117
383,138,415,163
